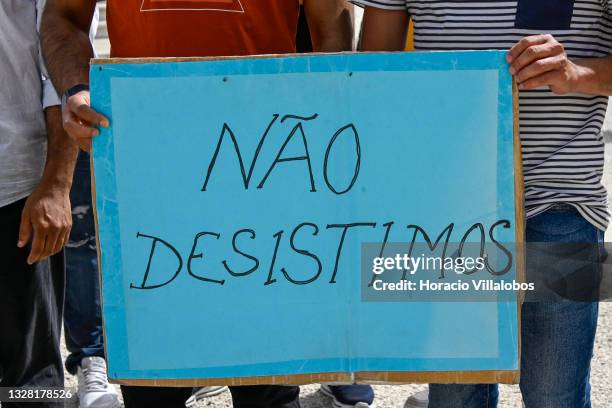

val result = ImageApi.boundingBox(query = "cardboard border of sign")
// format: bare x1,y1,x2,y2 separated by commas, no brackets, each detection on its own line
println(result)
90,52,524,386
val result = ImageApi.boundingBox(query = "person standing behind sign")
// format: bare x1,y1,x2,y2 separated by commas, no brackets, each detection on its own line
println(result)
355,1,611,407
60,4,122,407
40,1,361,408
0,0,78,405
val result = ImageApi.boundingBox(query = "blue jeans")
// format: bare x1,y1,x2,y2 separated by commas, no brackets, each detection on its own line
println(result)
64,151,105,374
429,206,605,408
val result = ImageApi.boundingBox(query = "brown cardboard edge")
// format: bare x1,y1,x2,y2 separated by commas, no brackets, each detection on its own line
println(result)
89,50,501,66
110,369,518,387
110,373,350,387
513,79,525,382
513,80,525,277
90,52,354,65
356,370,518,384
90,151,111,369
98,60,523,388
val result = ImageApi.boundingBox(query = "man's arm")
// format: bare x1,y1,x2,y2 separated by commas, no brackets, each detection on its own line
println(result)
17,0,79,263
359,7,612,96
360,6,409,51
19,106,79,264
507,34,612,95
303,0,355,52
41,0,95,94
41,0,107,151
573,56,612,95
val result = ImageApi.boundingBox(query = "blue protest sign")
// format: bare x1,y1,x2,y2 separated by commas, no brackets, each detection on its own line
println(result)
91,51,521,385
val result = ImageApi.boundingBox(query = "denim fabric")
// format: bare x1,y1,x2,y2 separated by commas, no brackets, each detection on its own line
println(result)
64,151,105,374
328,384,375,405
429,206,604,408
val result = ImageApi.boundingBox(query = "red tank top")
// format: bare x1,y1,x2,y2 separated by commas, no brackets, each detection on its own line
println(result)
106,0,300,58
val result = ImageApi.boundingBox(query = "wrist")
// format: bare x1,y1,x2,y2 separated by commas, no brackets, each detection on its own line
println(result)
570,59,601,94
61,84,90,106
38,172,73,194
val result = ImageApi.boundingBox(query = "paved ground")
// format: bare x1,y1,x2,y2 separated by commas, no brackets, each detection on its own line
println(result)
59,110,612,407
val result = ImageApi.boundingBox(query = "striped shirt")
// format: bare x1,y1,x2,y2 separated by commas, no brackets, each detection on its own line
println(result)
356,0,611,231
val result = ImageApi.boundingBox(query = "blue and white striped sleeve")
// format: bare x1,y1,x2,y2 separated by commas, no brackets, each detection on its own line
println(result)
351,0,407,11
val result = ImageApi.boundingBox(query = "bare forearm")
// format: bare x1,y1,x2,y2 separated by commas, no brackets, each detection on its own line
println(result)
18,106,77,262
572,56,612,96
41,0,95,94
317,7,354,52
508,35,612,95
42,106,78,191
360,6,409,52
305,0,354,52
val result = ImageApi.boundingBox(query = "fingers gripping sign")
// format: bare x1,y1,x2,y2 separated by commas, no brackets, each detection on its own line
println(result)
61,84,109,151
506,34,582,94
